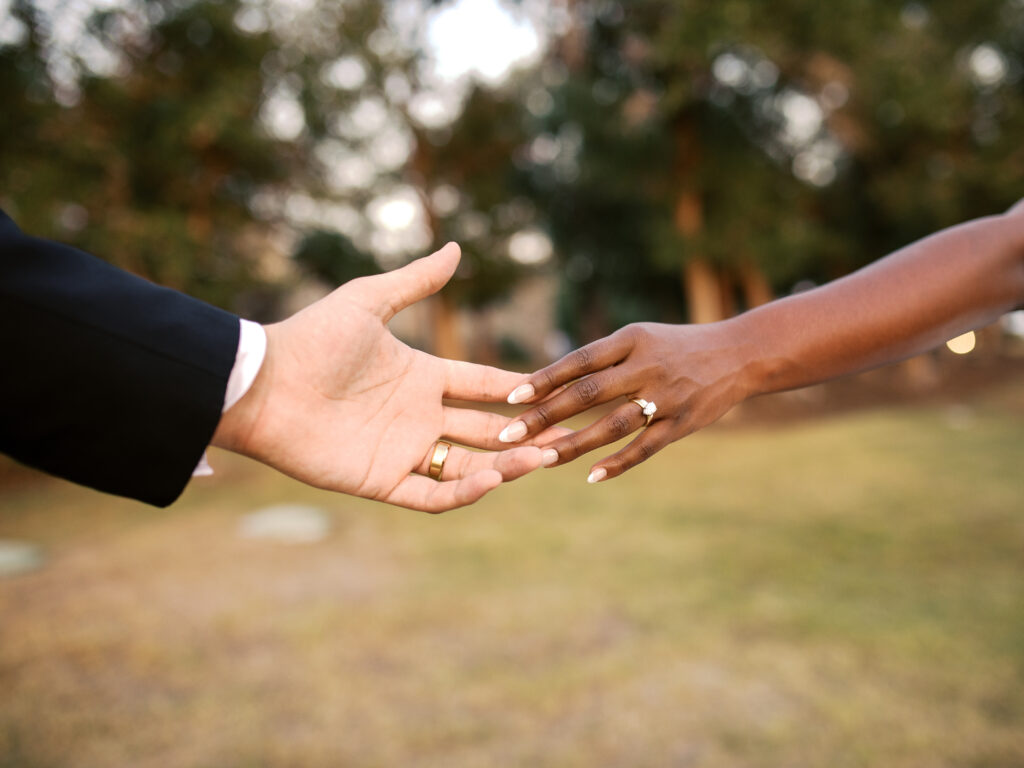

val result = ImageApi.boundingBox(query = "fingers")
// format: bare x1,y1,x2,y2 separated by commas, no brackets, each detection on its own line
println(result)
497,368,634,443
359,242,461,321
415,442,544,482
443,407,571,451
585,420,678,483
505,330,633,405
384,470,503,513
539,401,648,467
460,445,544,482
443,359,526,401
532,425,576,448
443,407,509,449
390,442,543,512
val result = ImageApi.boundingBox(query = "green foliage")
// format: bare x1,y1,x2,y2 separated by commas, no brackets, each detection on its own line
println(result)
0,0,293,307
293,230,379,285
530,0,1024,336
2,0,1020,329
526,67,684,337
425,83,536,308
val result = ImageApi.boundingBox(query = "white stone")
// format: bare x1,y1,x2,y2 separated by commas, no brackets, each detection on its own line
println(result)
238,505,330,544
0,540,43,577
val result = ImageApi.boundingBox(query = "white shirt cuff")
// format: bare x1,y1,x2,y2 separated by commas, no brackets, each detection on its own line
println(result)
224,319,268,413
192,319,267,477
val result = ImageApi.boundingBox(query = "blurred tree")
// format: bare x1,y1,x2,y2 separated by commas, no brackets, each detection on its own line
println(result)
1,0,546,356
6,0,1020,356
409,82,537,360
0,0,291,307
261,0,544,359
529,0,1024,334
292,230,377,286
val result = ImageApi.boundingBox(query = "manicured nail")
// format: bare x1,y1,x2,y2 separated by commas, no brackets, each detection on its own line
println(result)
541,448,559,467
507,384,535,404
586,468,607,484
498,420,527,443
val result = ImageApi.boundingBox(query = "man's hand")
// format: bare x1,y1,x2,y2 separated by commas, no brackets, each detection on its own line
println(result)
213,243,566,512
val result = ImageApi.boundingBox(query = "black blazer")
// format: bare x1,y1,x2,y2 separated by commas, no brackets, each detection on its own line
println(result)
0,209,239,506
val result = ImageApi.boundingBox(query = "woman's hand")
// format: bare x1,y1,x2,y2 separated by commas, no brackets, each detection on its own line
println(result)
497,319,763,482
507,203,1024,486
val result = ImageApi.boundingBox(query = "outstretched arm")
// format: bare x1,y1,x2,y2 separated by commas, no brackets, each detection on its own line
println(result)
0,209,241,506
213,242,568,512
498,203,1024,483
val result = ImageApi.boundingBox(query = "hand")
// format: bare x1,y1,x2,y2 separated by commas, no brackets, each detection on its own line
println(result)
213,242,567,512
496,320,759,482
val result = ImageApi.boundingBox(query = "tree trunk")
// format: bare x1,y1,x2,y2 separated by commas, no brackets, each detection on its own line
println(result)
561,0,587,72
718,268,738,319
675,190,724,324
683,259,723,325
470,309,501,367
432,291,465,361
674,119,726,325
738,259,774,310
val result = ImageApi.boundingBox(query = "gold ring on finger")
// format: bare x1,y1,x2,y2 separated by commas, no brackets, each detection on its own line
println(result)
629,397,657,427
428,440,452,480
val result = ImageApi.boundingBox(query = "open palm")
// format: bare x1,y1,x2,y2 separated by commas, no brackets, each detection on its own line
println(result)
214,243,559,512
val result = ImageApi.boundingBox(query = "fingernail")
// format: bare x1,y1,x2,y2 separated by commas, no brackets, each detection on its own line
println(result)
586,468,607,484
541,448,559,467
507,384,535,404
498,420,527,443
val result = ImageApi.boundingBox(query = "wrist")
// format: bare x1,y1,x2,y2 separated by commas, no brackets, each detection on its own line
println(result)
720,311,783,400
212,323,276,455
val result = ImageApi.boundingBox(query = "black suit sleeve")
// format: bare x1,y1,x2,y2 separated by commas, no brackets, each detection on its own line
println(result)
0,209,240,507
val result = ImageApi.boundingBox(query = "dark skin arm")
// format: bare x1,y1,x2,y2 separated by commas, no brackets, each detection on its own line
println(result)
497,202,1024,483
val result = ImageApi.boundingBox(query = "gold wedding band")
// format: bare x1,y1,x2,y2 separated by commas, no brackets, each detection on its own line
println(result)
629,397,658,427
428,440,452,480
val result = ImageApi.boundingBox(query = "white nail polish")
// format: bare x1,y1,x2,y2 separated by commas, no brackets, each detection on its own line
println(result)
586,468,607,484
507,384,535,404
541,448,559,467
498,420,527,443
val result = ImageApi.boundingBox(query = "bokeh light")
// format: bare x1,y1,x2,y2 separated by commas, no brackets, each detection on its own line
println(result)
946,330,977,355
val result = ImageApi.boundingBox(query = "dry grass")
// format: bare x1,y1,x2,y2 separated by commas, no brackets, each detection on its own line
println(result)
2,383,1023,767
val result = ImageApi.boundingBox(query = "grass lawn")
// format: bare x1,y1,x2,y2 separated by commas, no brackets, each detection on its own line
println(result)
1,383,1023,768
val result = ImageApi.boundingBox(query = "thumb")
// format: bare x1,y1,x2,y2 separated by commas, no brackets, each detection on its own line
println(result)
363,242,461,321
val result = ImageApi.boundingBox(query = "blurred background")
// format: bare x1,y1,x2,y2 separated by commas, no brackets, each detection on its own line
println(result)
1,0,1023,766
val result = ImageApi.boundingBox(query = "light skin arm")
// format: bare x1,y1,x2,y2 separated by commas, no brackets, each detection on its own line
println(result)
497,202,1024,482
212,242,568,512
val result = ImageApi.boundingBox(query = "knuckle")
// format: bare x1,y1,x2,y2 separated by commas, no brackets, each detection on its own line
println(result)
609,414,633,438
603,457,625,476
573,377,600,405
636,441,656,462
623,323,647,344
570,346,594,372
562,434,585,459
533,403,554,428
539,368,560,391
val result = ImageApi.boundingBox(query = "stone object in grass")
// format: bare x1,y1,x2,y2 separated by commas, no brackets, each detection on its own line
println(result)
238,505,330,544
0,539,43,577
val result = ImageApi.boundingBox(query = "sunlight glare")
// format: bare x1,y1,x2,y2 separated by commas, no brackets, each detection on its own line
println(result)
946,331,976,355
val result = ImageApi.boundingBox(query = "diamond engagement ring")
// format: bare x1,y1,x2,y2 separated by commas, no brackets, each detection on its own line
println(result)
629,398,657,427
